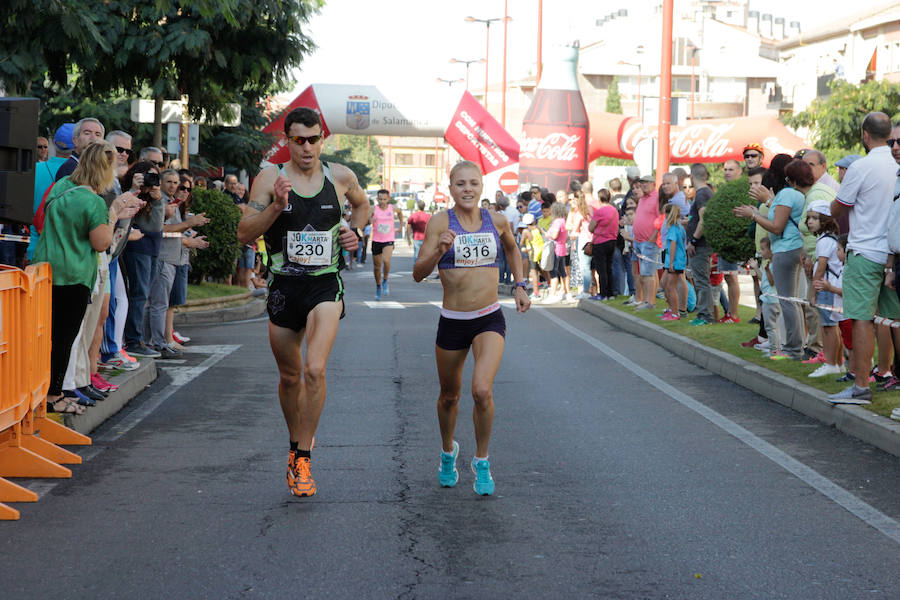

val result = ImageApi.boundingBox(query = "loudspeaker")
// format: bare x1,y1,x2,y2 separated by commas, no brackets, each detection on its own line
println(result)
0,97,39,226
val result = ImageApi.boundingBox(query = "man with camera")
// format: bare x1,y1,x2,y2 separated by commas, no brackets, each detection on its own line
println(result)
238,107,368,498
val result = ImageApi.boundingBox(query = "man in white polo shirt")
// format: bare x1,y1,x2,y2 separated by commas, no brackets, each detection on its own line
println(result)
828,112,900,403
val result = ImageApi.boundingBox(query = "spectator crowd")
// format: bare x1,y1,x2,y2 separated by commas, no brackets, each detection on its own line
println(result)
2,111,898,412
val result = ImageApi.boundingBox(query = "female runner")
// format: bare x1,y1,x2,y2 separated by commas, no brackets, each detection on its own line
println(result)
413,161,530,495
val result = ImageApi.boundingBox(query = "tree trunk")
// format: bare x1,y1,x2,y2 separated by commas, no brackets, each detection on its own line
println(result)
153,96,163,149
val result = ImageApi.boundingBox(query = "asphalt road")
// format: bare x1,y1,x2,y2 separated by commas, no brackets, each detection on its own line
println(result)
3,249,900,599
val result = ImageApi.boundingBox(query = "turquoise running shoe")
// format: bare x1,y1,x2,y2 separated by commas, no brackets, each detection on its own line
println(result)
375,284,382,301
382,279,389,295
438,440,459,487
471,457,495,496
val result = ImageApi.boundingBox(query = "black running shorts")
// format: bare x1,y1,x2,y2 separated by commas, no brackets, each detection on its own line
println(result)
267,273,345,332
371,240,394,256
435,309,506,351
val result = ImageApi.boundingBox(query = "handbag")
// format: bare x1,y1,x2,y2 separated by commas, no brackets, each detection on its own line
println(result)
540,238,555,271
582,241,593,256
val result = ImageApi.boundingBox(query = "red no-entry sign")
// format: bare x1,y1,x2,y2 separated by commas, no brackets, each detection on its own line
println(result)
498,171,519,194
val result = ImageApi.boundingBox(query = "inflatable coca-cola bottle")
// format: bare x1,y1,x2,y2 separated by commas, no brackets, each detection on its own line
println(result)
519,42,589,192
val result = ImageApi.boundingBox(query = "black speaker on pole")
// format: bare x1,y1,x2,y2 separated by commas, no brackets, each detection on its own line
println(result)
0,97,39,226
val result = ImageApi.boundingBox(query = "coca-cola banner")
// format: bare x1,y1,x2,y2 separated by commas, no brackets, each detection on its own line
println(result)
444,91,519,175
587,113,807,166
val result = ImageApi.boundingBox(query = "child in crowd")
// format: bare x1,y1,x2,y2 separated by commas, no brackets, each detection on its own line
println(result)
806,201,844,377
519,213,544,301
757,237,784,358
814,234,856,382
621,206,641,305
661,204,687,321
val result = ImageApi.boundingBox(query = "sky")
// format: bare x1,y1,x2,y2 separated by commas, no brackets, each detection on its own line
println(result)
284,0,871,100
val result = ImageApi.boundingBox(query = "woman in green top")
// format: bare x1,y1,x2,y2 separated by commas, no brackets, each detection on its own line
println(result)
35,141,144,414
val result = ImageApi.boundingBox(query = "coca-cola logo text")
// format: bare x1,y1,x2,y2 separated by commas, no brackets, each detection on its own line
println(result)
619,121,735,160
520,132,583,164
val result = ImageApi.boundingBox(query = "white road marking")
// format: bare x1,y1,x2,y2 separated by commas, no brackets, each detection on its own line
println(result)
538,309,900,545
26,344,240,498
363,301,405,309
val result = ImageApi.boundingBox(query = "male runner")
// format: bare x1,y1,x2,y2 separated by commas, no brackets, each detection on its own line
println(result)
371,189,404,299
238,107,368,497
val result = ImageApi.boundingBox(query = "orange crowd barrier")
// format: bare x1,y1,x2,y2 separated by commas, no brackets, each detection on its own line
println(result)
0,263,91,520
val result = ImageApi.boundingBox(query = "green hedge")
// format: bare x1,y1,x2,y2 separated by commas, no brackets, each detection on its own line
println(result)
703,176,757,264
188,188,242,282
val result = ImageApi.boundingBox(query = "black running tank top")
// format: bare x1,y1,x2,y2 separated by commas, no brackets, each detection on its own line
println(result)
264,163,344,277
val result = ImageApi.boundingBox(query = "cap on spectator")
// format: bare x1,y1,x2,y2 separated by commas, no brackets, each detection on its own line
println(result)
742,143,764,156
516,220,528,229
638,174,655,183
54,123,75,151
521,213,535,225
625,166,641,180
834,154,861,168
807,199,831,216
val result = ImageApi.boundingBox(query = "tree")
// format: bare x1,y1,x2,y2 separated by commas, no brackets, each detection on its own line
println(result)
703,176,756,264
606,76,623,114
3,1,322,140
322,135,383,187
783,79,900,154
196,98,277,177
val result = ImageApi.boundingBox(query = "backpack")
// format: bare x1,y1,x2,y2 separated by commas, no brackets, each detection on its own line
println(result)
34,182,92,233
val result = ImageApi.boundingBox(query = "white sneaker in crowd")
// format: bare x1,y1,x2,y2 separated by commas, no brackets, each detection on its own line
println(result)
808,363,844,378
754,340,772,351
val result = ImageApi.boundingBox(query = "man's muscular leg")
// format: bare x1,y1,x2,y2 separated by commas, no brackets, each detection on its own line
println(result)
269,301,342,450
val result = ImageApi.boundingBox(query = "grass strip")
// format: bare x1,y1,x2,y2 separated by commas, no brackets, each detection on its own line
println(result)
596,296,900,419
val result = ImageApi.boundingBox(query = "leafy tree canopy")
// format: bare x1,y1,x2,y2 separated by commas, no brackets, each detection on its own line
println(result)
783,79,900,154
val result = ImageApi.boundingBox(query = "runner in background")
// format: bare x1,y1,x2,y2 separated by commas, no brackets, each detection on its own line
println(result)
371,189,404,300
406,200,431,263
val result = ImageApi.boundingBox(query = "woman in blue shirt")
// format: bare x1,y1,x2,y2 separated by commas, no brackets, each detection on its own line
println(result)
734,155,807,360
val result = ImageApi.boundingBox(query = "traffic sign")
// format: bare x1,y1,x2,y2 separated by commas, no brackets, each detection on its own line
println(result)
166,122,199,155
130,99,241,126
498,171,518,194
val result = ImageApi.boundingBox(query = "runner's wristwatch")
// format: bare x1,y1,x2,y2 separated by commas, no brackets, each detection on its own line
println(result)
514,281,528,289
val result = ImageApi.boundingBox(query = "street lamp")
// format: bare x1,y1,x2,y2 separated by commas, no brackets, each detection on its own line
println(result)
465,15,511,111
450,58,485,90
436,77,464,87
618,60,642,117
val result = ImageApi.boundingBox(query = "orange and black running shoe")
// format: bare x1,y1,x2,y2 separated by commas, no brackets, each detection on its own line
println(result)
287,451,316,497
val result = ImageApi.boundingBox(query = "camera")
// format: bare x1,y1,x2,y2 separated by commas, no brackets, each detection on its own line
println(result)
143,172,160,187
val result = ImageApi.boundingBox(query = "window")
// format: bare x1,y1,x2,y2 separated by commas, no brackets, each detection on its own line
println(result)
425,154,436,166
394,153,413,166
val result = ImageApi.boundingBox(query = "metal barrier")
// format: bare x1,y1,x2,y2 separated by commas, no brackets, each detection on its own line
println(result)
0,263,91,520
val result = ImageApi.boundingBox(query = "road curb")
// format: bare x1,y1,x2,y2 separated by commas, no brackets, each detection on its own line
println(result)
63,359,158,435
576,299,900,459
174,296,267,325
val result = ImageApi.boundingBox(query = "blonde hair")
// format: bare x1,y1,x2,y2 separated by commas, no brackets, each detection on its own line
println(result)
70,140,116,192
664,203,681,228
575,191,590,218
550,201,567,220
449,160,482,182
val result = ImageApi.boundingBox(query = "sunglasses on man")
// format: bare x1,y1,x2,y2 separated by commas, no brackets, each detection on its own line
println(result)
116,146,136,159
37,144,48,149
743,152,761,159
287,134,322,146
888,138,898,148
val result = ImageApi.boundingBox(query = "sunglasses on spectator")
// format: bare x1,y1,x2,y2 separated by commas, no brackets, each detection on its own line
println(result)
151,160,165,167
116,146,135,159
888,138,898,148
178,185,192,192
287,134,322,146
743,152,761,159
37,144,48,149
